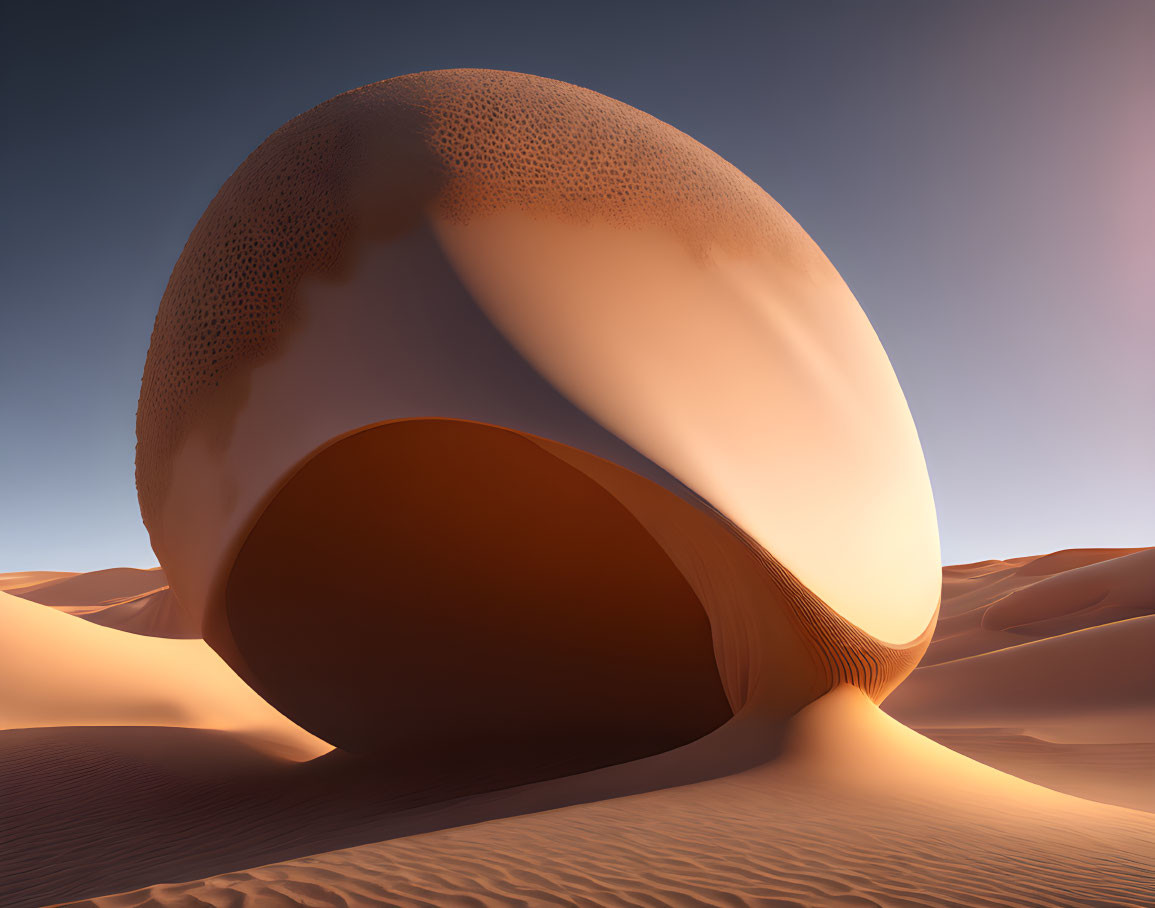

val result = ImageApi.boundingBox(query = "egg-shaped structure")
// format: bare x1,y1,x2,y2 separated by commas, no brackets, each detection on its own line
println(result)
136,69,940,777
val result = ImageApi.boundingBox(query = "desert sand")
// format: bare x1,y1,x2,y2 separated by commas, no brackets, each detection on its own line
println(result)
0,567,196,638
886,546,1155,814
1,548,1152,907
0,587,328,760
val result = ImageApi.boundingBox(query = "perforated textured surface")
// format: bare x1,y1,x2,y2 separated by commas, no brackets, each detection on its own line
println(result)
135,69,819,531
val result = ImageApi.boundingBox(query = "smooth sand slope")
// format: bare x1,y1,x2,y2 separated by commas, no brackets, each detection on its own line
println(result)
0,589,327,759
887,546,1155,812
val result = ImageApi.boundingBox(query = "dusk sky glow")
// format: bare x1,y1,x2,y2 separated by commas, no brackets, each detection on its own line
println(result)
1,0,1152,572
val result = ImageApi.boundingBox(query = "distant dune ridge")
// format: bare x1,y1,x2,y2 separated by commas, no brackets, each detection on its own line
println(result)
1,68,1152,907
886,546,1155,814
0,567,197,638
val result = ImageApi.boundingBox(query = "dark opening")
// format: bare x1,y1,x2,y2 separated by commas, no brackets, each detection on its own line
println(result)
224,418,732,785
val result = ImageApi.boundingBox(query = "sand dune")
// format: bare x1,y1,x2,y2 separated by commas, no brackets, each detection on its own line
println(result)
887,549,1155,813
918,730,1155,814
927,546,1152,664
889,614,1155,729
0,567,197,638
1,566,166,606
0,590,327,761
0,570,76,591
887,615,1155,814
2,548,1153,905
57,587,196,638
47,688,1155,908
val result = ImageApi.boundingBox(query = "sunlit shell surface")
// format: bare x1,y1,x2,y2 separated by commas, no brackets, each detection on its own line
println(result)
136,70,940,772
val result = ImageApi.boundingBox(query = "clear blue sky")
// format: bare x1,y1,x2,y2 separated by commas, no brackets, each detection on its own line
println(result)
1,0,1152,572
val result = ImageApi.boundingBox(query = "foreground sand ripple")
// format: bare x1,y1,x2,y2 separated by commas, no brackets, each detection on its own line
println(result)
53,689,1155,908
78,790,1153,908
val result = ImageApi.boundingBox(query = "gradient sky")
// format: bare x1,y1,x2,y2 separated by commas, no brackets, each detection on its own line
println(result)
1,0,1152,572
